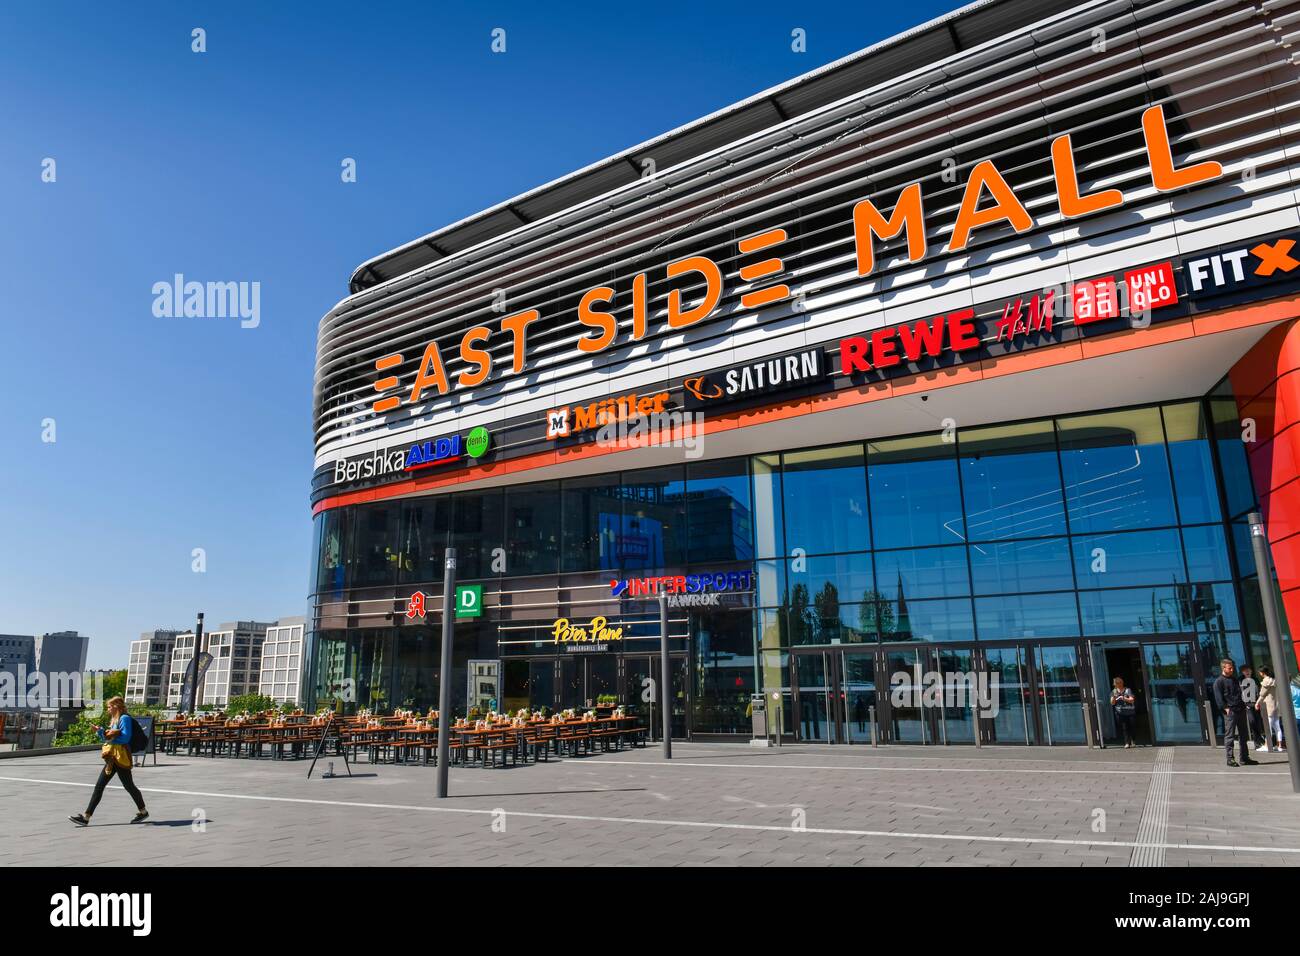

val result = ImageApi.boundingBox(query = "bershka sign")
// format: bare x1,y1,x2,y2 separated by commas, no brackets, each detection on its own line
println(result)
611,570,753,598
332,432,474,485
370,106,1221,413
683,347,825,408
546,391,670,440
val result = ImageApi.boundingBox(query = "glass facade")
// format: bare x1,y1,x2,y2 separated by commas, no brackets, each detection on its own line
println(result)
310,397,1264,742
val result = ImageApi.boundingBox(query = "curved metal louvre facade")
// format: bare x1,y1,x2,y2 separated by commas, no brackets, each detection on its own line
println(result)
313,0,1300,471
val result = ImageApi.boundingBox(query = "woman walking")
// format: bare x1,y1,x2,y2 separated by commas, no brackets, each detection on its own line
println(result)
68,696,149,826
1110,677,1138,748
1257,666,1284,753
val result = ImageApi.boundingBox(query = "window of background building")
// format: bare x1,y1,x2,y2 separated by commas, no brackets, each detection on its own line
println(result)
620,466,686,571
686,458,752,564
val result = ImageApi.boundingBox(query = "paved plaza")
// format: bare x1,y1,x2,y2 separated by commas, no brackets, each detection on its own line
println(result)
2,743,1298,866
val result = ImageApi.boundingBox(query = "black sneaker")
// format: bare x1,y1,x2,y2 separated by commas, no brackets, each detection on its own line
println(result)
131,810,149,824
1241,757,1259,766
1227,759,1240,767
68,814,89,827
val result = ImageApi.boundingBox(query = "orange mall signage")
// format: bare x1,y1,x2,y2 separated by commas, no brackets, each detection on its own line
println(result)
370,106,1221,413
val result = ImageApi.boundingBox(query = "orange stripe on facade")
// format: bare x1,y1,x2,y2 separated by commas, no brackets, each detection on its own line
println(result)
313,296,1298,515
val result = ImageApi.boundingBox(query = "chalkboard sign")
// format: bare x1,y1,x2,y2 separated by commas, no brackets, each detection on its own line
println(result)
133,715,157,767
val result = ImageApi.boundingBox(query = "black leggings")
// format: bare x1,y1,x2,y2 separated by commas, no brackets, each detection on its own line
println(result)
86,759,145,815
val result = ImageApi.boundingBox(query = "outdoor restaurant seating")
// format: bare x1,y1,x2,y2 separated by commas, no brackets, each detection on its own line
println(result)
155,706,647,769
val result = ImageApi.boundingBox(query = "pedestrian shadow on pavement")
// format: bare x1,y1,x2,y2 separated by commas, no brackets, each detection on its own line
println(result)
442,787,648,799
87,819,213,828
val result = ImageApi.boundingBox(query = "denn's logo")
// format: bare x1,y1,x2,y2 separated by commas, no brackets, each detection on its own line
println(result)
50,886,152,936
404,435,462,471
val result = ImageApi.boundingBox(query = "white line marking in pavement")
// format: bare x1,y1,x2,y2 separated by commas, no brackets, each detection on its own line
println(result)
2,774,1297,856
582,759,1284,777
1130,748,1174,867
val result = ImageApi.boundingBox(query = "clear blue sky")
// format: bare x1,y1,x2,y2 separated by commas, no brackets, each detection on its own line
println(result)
0,0,957,668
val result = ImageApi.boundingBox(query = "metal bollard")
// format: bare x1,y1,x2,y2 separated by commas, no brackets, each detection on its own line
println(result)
1203,700,1217,747
1082,703,1095,749
869,704,878,747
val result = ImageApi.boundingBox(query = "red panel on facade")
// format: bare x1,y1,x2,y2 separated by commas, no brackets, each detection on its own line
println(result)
1230,318,1300,657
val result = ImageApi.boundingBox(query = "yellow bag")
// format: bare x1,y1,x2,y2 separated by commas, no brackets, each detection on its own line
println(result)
101,743,131,769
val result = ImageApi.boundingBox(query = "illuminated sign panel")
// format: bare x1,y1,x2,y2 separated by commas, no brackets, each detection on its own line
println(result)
683,348,826,409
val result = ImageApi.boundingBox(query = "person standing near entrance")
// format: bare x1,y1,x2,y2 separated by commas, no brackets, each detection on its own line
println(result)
67,696,149,826
1239,664,1264,750
1256,666,1284,753
1110,677,1137,748
1213,659,1258,768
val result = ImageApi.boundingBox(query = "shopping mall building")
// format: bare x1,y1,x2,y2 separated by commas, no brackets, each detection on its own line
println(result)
307,0,1300,747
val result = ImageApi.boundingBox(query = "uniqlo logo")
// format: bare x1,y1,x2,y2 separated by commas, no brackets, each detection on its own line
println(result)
1125,261,1178,312
1072,277,1119,325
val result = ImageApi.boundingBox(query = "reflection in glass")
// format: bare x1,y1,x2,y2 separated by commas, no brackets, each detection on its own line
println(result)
975,592,1079,640
686,458,753,563
874,545,970,599
794,653,832,742
619,466,686,571
452,490,503,581
1057,407,1176,534
882,597,974,643
1070,529,1184,589
1034,645,1086,743
507,482,561,575
351,503,400,587
869,433,965,549
397,497,449,585
693,610,754,733
969,537,1074,594
1180,524,1233,583
842,652,877,743
982,646,1031,744
885,648,931,743
561,475,622,573
935,647,976,743
1209,396,1256,519
1143,642,1202,742
752,454,784,559
959,421,1066,541
782,444,869,555
1162,402,1222,524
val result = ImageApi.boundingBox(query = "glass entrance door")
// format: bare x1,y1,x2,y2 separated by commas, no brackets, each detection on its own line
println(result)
625,654,689,740
1086,637,1208,745
791,650,839,743
841,651,878,743
1142,641,1207,743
